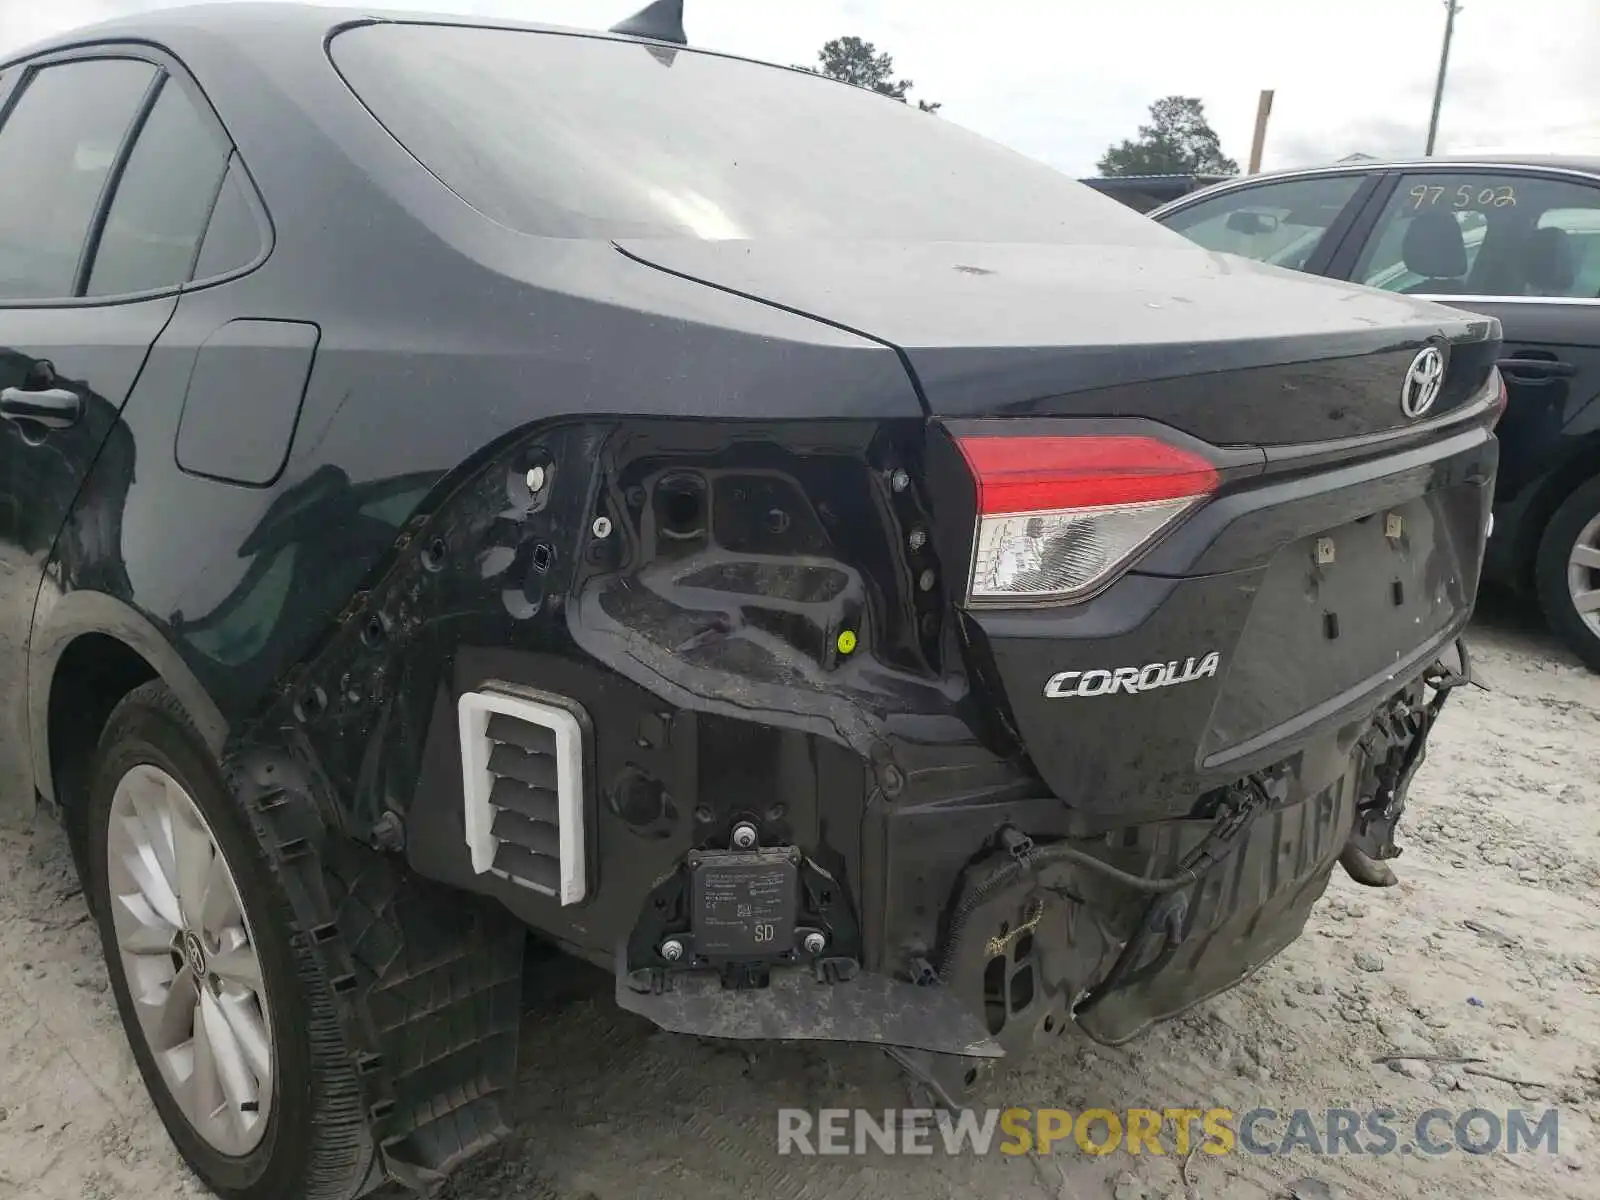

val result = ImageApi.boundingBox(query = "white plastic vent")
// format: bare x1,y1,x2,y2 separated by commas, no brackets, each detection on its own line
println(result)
457,686,586,906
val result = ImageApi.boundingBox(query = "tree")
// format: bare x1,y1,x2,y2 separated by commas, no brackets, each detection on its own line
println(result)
797,36,941,113
1096,97,1238,177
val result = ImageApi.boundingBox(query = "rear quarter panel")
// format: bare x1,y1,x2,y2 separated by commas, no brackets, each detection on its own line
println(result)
28,15,922,797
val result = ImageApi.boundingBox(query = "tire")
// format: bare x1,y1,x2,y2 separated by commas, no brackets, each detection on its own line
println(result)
1535,474,1600,673
86,681,375,1199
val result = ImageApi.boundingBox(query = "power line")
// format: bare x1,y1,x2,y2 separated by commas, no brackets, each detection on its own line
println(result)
1425,0,1462,156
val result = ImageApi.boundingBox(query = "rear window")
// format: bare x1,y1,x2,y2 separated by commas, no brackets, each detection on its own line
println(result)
329,23,1168,245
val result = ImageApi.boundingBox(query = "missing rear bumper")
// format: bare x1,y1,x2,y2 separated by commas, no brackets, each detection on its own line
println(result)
602,654,1454,1071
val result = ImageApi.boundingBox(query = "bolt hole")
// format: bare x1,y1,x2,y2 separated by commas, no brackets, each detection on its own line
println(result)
362,615,387,648
532,543,553,573
421,537,448,572
294,687,327,722
963,1068,978,1087
657,475,706,541
1043,1015,1055,1033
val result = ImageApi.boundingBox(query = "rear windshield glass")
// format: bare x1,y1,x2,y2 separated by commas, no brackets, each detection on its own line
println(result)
330,23,1168,244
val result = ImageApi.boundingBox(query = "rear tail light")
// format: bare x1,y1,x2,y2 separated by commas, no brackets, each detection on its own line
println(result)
955,435,1219,604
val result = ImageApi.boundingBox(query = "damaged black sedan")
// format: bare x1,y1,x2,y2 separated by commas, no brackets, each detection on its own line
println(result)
0,3,1502,1196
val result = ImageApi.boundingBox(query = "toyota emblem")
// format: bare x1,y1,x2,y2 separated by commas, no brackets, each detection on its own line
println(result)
1401,347,1445,419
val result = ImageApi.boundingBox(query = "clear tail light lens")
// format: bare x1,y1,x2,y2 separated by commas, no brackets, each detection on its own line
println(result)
956,435,1219,604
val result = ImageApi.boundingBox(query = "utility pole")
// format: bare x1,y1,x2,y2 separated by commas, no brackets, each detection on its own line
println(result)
1248,89,1274,174
1425,0,1461,156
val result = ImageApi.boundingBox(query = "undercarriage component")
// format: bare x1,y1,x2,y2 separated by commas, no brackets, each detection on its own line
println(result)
887,1044,999,1110
914,756,1365,1059
1339,845,1399,887
1343,638,1472,877
615,959,1002,1057
612,826,999,1056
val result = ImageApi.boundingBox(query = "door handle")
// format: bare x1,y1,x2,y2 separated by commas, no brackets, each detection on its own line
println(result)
1496,356,1577,380
0,385,82,430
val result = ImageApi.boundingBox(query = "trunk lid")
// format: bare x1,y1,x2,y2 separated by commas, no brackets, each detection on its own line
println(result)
616,238,1500,443
622,236,1502,809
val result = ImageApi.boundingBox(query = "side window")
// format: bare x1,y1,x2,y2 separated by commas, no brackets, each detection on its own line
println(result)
1355,173,1600,299
191,157,265,281
86,76,231,297
1160,175,1365,272
0,58,157,301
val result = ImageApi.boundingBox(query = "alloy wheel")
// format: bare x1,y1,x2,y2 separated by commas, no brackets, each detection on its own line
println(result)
105,763,275,1156
1569,510,1600,639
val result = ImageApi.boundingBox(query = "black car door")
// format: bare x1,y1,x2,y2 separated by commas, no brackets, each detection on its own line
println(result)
0,52,233,815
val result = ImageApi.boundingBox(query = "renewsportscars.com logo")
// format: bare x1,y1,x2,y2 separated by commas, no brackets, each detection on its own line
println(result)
777,1106,1562,1158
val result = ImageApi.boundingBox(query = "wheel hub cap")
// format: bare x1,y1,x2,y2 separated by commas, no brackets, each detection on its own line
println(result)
106,764,275,1156
182,930,208,978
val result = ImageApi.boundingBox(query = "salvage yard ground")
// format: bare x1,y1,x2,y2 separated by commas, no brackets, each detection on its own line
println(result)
1,593,1595,1200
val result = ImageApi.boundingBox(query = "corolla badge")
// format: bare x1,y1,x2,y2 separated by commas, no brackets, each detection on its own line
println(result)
1044,652,1221,699
1401,346,1445,419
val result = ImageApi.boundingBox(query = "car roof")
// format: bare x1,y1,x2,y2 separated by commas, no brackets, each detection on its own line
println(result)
1256,154,1600,177
0,2,679,68
1151,154,1600,218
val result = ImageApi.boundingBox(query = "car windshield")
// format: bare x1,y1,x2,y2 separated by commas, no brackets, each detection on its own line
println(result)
329,22,1172,245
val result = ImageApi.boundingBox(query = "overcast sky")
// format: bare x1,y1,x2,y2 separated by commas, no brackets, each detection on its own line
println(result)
2,0,1597,175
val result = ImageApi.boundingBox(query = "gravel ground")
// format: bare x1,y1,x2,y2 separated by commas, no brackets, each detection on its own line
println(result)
1,594,1596,1200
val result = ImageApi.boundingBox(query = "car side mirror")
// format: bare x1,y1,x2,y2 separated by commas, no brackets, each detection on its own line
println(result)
1226,211,1280,236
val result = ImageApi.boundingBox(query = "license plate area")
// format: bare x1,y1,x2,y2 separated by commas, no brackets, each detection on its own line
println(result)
1305,505,1452,642
689,848,799,959
1207,494,1472,752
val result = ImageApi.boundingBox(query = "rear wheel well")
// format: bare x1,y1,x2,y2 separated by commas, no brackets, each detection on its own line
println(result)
47,634,158,835
1510,441,1600,588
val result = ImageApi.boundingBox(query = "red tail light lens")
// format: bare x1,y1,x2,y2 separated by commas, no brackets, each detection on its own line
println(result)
955,435,1219,604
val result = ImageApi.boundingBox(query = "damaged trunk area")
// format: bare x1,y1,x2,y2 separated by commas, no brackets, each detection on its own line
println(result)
241,366,1493,1099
